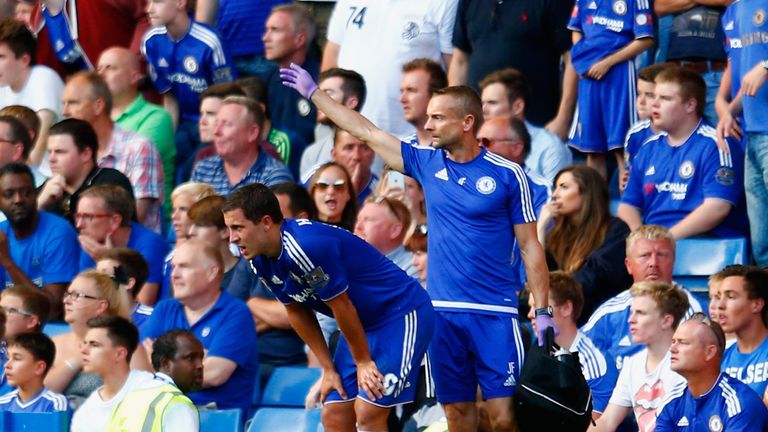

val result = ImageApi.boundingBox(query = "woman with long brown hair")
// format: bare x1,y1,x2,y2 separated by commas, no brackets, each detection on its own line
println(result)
537,165,633,322
307,162,358,231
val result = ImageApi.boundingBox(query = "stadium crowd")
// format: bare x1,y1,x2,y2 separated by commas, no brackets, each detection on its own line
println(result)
0,0,766,430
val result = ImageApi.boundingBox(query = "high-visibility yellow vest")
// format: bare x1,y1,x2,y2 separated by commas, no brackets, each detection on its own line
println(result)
106,382,197,432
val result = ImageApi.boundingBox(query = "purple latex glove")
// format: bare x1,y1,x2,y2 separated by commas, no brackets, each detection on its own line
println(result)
535,314,560,347
280,63,319,99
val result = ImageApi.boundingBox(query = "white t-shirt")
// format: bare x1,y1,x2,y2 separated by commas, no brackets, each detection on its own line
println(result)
0,65,64,117
70,370,154,432
327,0,457,139
609,349,687,432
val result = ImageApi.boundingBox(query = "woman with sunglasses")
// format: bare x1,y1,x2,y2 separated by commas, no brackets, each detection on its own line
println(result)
308,162,358,231
44,270,152,409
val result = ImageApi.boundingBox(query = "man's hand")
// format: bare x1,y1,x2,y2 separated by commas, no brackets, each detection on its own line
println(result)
585,58,614,81
0,230,10,264
742,62,768,97
716,111,740,152
319,367,347,403
78,233,113,260
535,314,560,347
281,63,319,100
37,174,67,209
545,115,572,140
356,360,385,400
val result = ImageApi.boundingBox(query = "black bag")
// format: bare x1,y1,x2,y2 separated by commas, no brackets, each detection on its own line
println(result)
515,328,593,431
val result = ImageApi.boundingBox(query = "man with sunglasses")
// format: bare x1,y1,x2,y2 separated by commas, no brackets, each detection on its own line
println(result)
656,313,768,430
0,163,79,320
282,66,553,432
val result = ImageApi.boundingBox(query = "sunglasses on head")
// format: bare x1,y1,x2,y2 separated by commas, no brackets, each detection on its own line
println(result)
316,179,347,191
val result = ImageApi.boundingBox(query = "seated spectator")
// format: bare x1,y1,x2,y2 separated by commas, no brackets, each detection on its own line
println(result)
299,68,366,178
405,224,428,287
37,119,135,226
141,0,235,170
95,248,153,333
590,281,688,431
355,196,418,278
0,18,63,166
160,182,216,303
0,332,68,412
400,59,447,146
582,225,703,372
623,64,672,172
107,329,203,431
717,267,768,401
0,163,79,319
75,185,167,306
376,170,427,228
45,271,152,409
708,265,741,347
97,46,176,218
0,115,45,187
143,240,259,415
306,162,357,231
70,316,153,432
656,313,768,430
0,286,49,339
537,165,632,322
618,66,748,239
302,129,378,205
479,68,572,184
13,1,34,28
190,96,293,195
270,182,317,220
62,72,164,232
528,272,618,419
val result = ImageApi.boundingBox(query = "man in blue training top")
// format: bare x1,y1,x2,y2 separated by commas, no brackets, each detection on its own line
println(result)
281,63,554,432
656,313,768,430
223,183,435,432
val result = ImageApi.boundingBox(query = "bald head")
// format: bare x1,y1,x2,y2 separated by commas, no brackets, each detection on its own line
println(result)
177,239,224,278
97,46,142,99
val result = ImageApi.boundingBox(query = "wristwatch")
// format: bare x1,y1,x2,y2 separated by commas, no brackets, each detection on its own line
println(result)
761,59,768,70
534,306,554,317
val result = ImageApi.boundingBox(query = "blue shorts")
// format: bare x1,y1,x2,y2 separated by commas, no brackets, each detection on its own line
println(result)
325,301,435,407
569,60,637,153
429,312,525,404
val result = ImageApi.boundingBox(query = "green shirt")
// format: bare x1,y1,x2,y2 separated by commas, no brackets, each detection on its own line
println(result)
115,94,176,220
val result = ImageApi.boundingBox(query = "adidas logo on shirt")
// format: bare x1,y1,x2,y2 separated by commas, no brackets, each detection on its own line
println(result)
588,1,597,8
434,168,448,181
619,335,632,346
158,58,169,67
724,21,734,31
677,417,689,427
645,166,656,176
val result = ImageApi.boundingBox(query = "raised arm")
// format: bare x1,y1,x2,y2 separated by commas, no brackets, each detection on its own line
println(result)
281,64,405,172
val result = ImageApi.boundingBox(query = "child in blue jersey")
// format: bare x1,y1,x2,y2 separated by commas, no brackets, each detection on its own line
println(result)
567,0,655,180
0,333,69,413
618,66,748,239
223,184,435,431
656,314,768,431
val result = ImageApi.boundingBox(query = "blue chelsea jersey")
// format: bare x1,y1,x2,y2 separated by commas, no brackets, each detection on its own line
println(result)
623,119,655,169
249,219,429,329
0,388,69,413
568,0,654,74
401,143,536,316
721,334,768,398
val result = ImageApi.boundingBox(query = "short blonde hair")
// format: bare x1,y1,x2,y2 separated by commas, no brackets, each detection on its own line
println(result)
626,225,675,257
630,280,689,328
171,182,216,203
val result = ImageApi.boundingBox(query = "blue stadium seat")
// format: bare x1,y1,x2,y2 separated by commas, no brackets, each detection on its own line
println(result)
247,408,322,432
199,408,243,432
0,411,69,431
260,367,321,407
43,323,71,338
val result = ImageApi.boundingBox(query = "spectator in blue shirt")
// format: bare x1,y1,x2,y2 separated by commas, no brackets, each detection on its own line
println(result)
656,313,768,431
0,163,80,320
190,96,293,195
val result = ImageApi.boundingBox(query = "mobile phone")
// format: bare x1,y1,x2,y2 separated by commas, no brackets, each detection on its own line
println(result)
387,171,405,189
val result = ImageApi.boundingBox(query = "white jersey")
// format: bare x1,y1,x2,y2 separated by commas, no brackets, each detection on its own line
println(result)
609,349,687,432
70,370,154,432
327,0,457,138
0,65,63,117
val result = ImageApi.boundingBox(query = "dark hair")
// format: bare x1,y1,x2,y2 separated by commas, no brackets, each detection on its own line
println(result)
151,329,198,371
402,58,448,96
508,117,532,159
86,315,139,362
546,165,611,273
223,183,284,224
479,68,527,105
188,195,227,230
0,162,34,185
405,225,427,253
7,332,56,374
318,68,366,111
0,18,35,64
49,119,99,164
270,182,317,219
308,162,358,231
236,77,270,114
2,286,50,329
548,271,585,322
0,115,32,159
433,86,484,134
200,82,246,101
744,268,768,328
79,184,135,227
99,248,150,299
638,63,674,83
655,66,707,117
